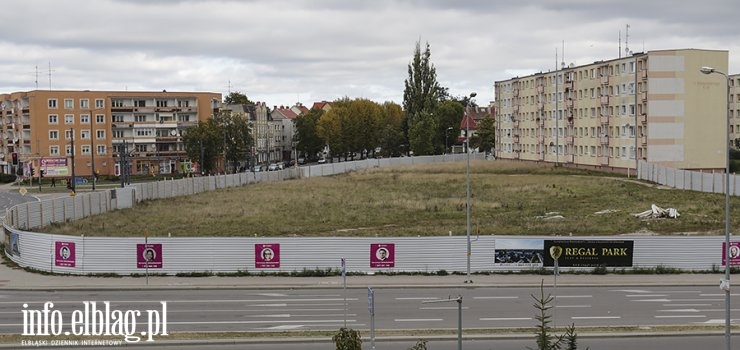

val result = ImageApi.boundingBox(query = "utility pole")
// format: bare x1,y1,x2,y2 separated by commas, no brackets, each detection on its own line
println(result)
70,128,76,193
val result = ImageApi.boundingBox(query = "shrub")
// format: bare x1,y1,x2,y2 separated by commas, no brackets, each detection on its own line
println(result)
332,327,362,350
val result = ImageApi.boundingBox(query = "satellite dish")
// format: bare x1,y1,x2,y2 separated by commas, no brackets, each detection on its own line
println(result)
170,130,177,136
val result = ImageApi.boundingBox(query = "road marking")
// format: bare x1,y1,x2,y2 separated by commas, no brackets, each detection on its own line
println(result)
611,289,652,293
395,297,440,300
674,298,723,302
654,315,706,318
700,293,740,297
166,308,347,313
473,296,518,300
556,305,591,308
264,325,303,330
254,303,287,307
626,294,667,297
662,304,711,307
555,295,592,298
658,309,699,312
257,293,288,297
394,318,443,322
479,317,531,321
633,299,671,302
420,307,469,310
571,316,621,320
0,298,360,305
248,313,356,318
167,319,358,325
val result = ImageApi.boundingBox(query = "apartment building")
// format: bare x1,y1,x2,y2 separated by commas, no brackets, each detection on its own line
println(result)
221,102,281,168
0,90,221,178
495,48,729,172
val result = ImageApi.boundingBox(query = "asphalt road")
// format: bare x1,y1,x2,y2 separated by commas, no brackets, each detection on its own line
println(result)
0,285,736,335
12,335,740,350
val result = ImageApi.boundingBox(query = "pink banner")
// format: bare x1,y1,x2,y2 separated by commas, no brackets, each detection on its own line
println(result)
370,243,394,268
722,242,740,266
54,241,75,267
255,244,280,268
137,244,163,268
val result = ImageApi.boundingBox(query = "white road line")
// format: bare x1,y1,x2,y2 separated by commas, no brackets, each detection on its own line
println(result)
248,313,356,318
674,298,723,302
479,317,531,321
264,325,303,330
394,318,443,322
254,303,287,307
555,295,592,298
420,307,469,310
571,316,621,320
556,305,591,308
473,296,518,300
395,297,440,301
167,308,347,313
654,315,706,318
257,293,288,297
658,309,699,312
700,294,740,297
626,294,667,297
168,319,358,325
633,299,671,302
611,289,652,293
662,304,712,307
0,298,360,305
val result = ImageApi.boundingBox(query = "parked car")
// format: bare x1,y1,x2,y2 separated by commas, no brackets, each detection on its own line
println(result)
268,163,279,171
318,158,327,164
298,157,306,165
252,165,263,172
278,162,285,170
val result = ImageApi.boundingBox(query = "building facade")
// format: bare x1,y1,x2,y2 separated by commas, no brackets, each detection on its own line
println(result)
495,49,729,172
0,90,221,178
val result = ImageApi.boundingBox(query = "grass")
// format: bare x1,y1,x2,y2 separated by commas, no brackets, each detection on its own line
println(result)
38,160,740,237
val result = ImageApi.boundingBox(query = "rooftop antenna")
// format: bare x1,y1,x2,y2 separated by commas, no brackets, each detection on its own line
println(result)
618,30,622,58
561,40,565,69
48,61,54,90
625,24,631,56
34,65,39,89
227,80,232,94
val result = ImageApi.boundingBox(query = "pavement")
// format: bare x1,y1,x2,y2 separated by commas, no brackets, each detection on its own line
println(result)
0,259,725,290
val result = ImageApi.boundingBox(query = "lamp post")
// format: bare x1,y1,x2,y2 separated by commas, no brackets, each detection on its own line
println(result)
69,128,76,193
445,127,453,155
465,92,476,284
700,66,731,350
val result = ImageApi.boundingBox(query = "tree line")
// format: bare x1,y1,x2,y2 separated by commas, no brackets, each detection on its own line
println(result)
184,40,495,173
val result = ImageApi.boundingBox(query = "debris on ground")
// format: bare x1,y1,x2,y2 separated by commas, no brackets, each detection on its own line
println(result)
633,204,680,219
536,212,565,220
594,209,619,215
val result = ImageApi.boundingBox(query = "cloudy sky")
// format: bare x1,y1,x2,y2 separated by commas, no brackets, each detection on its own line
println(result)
1,0,738,107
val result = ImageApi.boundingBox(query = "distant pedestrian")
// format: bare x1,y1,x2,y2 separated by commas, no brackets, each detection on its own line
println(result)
51,178,56,187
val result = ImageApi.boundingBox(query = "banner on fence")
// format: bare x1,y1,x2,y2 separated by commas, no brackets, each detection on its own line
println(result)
543,240,634,267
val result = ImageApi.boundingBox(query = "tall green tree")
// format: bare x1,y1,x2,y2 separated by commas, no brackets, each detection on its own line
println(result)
183,119,222,174
215,111,253,172
471,114,495,153
403,40,445,154
379,102,405,157
223,91,252,105
437,100,464,153
408,111,437,156
294,108,325,161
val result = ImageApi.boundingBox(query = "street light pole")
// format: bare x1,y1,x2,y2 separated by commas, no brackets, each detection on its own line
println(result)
465,92,476,284
69,128,76,193
700,66,731,350
445,127,453,155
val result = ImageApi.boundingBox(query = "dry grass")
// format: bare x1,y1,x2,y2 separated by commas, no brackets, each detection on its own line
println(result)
41,160,739,238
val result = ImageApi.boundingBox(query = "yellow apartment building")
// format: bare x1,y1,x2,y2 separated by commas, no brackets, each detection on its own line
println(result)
494,48,729,172
0,90,221,178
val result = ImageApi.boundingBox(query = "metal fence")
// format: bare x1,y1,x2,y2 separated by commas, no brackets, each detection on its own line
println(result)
638,160,740,195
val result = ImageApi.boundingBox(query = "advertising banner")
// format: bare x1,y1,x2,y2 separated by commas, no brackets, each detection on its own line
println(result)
137,243,163,268
54,241,76,267
40,157,69,177
370,243,394,268
255,243,280,268
722,242,740,266
543,240,633,267
494,239,544,267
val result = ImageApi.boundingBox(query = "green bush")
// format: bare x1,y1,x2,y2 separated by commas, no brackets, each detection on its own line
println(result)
332,327,362,350
0,173,16,183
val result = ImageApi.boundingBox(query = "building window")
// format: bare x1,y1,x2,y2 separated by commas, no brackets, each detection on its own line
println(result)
49,146,60,156
64,114,74,125
48,99,58,109
80,114,90,124
96,130,105,139
81,145,91,155
96,145,106,155
48,114,58,124
135,100,146,107
135,144,148,152
49,130,59,140
112,100,123,108
95,99,104,109
135,114,147,122
64,99,73,109
81,130,90,140
113,130,124,138
156,100,168,107
65,145,72,156
112,115,124,123
96,114,105,124
65,129,74,140
80,99,90,109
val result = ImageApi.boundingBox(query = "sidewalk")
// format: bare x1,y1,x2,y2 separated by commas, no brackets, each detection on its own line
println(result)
0,261,723,290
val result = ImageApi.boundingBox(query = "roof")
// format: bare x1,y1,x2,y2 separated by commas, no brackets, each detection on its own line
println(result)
460,113,477,130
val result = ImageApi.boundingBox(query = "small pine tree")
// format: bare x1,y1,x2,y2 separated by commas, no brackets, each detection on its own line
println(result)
332,327,362,350
528,280,565,350
564,323,589,350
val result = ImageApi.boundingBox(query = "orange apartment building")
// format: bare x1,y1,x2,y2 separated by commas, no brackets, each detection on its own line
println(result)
0,90,221,179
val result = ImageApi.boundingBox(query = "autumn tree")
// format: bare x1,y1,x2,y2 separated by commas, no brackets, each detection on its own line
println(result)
294,108,325,161
471,114,495,154
223,91,252,105
379,102,405,157
183,118,222,174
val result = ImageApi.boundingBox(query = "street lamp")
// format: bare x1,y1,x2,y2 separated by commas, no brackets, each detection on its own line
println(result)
700,66,731,350
445,127,453,155
465,91,476,284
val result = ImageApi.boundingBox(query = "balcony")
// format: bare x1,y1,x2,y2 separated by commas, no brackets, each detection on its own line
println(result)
641,135,647,145
537,85,544,93
600,115,609,125
566,99,574,109
513,120,520,128
600,136,609,144
641,91,647,101
600,75,609,85
641,70,648,80
514,135,520,143
638,114,647,124
513,89,519,97
538,135,544,143
566,136,574,145
600,95,609,105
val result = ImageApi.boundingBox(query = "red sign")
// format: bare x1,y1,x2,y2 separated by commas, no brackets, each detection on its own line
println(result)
255,243,280,268
370,243,394,268
137,243,163,268
54,241,75,267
